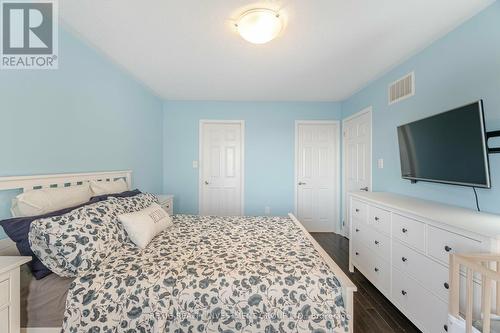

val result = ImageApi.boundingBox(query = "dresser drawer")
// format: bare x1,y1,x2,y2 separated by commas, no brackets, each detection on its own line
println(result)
352,220,368,237
392,268,448,333
0,277,9,308
351,237,367,269
351,220,367,244
159,199,173,215
366,227,391,260
392,240,449,302
0,306,8,333
392,214,426,252
368,205,391,235
368,254,390,295
351,199,368,224
352,240,390,294
162,201,173,215
427,226,482,265
352,220,390,263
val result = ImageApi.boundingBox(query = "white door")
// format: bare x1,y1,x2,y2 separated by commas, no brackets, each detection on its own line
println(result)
296,122,339,232
199,121,244,216
342,108,372,237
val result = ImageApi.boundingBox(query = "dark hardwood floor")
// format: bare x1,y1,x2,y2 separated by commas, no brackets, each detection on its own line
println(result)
310,232,421,333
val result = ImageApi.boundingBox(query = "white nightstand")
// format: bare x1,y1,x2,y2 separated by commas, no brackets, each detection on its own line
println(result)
156,194,174,215
0,256,31,333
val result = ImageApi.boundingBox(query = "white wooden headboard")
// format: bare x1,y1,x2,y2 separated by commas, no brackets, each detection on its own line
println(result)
0,170,132,255
0,170,132,192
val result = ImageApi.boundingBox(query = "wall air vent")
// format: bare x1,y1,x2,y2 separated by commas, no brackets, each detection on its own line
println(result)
388,71,415,105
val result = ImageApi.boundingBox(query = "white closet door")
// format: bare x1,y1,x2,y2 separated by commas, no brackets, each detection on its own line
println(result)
199,121,243,216
343,109,372,237
296,122,339,232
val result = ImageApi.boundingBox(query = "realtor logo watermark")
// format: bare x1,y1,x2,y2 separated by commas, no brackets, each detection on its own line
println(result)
1,0,58,69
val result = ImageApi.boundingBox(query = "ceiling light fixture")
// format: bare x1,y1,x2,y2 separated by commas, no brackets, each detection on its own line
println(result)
235,8,283,44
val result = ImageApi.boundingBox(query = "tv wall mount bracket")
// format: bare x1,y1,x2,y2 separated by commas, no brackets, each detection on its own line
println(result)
487,130,500,154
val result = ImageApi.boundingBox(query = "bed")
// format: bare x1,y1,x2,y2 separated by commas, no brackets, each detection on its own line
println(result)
0,171,356,333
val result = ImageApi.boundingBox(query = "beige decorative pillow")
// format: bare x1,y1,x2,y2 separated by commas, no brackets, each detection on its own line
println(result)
89,179,128,196
11,184,92,217
118,203,172,249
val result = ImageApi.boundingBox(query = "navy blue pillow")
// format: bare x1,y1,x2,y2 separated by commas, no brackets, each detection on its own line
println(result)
0,189,141,279
90,189,141,202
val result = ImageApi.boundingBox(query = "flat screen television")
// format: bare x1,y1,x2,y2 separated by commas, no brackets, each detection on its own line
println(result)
397,100,491,188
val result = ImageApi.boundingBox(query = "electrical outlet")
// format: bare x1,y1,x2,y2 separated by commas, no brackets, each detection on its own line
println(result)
378,158,384,169
192,160,199,169
264,206,271,215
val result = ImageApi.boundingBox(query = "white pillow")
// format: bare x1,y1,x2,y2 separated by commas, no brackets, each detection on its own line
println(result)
89,179,128,196
11,184,92,217
118,203,172,249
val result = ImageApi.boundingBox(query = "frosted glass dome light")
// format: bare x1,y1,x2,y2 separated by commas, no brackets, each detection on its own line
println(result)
236,9,283,44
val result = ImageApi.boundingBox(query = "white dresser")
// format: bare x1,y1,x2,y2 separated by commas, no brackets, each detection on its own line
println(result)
0,257,31,333
348,192,500,333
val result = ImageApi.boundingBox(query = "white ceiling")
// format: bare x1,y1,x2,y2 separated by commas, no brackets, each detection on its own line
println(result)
60,0,494,101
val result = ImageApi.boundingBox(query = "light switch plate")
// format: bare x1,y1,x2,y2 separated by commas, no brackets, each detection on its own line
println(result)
192,160,199,169
378,158,384,169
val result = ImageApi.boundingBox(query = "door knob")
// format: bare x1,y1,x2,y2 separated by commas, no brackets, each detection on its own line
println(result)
360,187,369,191
298,182,307,185
204,181,209,185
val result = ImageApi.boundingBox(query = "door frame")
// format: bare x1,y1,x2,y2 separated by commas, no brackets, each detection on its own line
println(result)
294,120,341,232
198,120,245,216
341,106,373,237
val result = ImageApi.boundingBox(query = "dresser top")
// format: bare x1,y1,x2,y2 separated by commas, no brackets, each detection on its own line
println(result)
350,191,500,238
0,256,31,275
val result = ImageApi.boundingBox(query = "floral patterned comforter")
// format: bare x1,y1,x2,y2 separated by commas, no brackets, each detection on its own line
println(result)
62,215,348,332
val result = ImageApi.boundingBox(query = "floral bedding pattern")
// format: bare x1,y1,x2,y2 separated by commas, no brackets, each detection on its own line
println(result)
62,215,348,332
29,193,158,277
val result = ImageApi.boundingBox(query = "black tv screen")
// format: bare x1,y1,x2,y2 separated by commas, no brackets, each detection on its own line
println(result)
397,100,491,188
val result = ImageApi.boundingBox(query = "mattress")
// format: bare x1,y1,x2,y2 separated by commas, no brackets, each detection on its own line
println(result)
62,215,348,332
20,264,73,328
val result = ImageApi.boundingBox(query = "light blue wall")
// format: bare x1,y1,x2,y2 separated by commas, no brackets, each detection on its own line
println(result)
163,101,341,216
3,2,499,241
341,2,500,215
0,28,164,239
